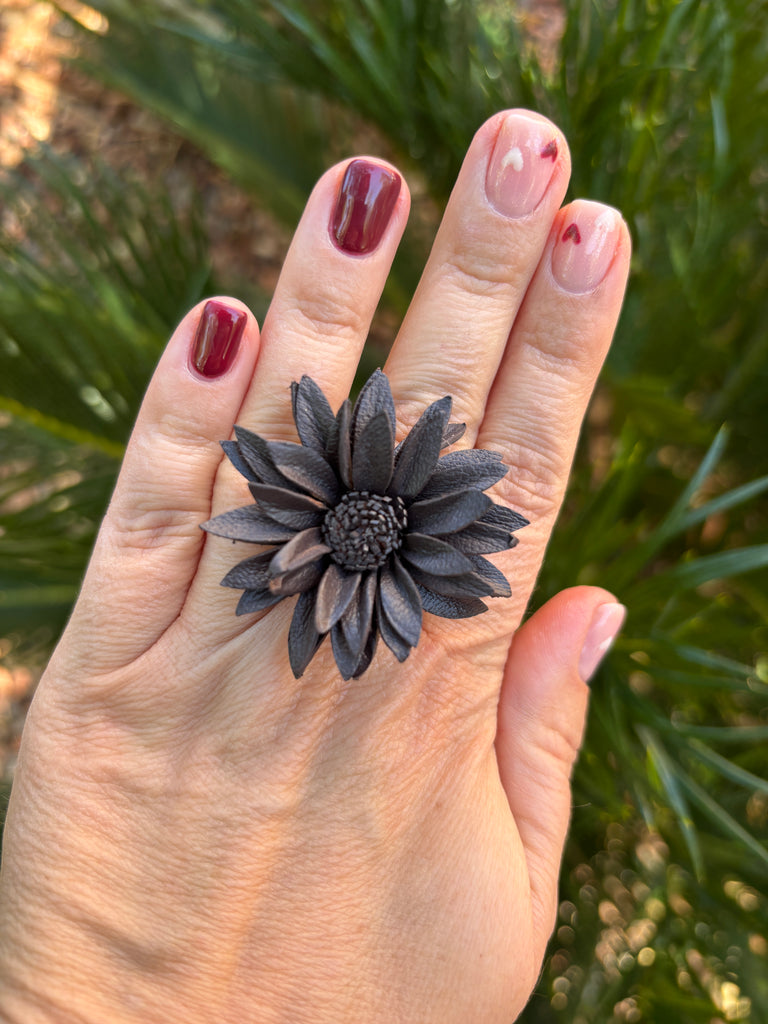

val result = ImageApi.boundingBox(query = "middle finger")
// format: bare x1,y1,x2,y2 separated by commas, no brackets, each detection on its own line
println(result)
385,109,570,439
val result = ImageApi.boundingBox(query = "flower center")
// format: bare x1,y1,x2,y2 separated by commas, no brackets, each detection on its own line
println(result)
323,491,407,571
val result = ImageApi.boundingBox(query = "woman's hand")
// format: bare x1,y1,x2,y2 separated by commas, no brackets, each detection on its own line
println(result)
0,110,630,1024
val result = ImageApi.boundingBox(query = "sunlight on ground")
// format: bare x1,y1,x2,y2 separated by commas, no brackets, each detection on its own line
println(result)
0,0,106,167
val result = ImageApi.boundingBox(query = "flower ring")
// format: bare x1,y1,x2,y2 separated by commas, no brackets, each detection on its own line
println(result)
202,370,528,679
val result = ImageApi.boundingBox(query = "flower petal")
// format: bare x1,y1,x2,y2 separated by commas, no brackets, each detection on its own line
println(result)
335,399,353,490
330,624,360,681
389,395,451,501
267,441,341,505
323,413,341,474
447,522,518,554
288,590,324,678
379,558,422,647
401,533,475,576
466,554,511,598
315,563,362,634
221,550,274,589
249,483,326,529
352,411,394,493
397,420,465,460
480,503,530,533
332,621,379,681
352,628,378,678
441,422,466,448
269,526,330,575
268,560,324,597
221,439,259,483
406,565,496,599
291,375,335,451
416,584,488,619
201,506,298,544
340,571,376,664
375,589,412,662
232,427,287,487
419,449,507,499
352,368,396,444
408,489,491,535
236,588,283,615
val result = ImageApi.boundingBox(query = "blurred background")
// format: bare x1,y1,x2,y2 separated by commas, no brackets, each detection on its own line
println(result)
1,1,767,1020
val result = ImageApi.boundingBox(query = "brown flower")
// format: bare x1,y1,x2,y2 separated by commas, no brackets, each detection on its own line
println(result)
202,370,527,679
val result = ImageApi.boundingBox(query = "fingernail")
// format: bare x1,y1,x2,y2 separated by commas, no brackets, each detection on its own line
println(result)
486,112,560,218
191,300,247,378
579,602,626,683
331,159,401,255
552,202,622,294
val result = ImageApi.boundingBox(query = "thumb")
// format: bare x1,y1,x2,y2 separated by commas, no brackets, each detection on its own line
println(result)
496,586,626,950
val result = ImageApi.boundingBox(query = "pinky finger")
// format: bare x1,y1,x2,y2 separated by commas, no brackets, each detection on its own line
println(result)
63,298,260,673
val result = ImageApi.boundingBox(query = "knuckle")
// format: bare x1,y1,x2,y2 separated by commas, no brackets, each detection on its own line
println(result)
442,245,515,299
534,718,584,774
105,434,214,551
391,355,486,437
105,501,203,552
519,318,602,378
283,288,369,342
496,443,567,522
153,415,218,451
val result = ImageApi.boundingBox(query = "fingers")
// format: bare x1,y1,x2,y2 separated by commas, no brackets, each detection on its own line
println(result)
477,199,631,609
385,110,570,437
187,159,410,633
383,109,629,640
64,114,630,680
64,298,260,671
495,587,626,954
233,158,409,443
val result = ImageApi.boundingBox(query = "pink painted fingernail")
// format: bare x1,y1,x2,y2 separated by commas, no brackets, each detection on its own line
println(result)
190,300,247,378
485,113,561,218
552,201,622,294
579,602,626,683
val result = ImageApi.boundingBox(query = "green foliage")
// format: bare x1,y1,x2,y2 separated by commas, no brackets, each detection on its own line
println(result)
0,147,210,637
56,0,768,460
2,0,767,1019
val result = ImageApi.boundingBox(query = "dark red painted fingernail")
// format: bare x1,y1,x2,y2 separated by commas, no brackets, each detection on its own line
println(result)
562,222,581,243
330,159,401,255
191,300,247,378
541,139,558,160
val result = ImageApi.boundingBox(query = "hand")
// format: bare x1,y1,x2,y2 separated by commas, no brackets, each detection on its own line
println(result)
0,110,629,1024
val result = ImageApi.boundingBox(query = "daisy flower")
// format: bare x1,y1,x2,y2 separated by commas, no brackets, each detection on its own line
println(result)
202,370,527,679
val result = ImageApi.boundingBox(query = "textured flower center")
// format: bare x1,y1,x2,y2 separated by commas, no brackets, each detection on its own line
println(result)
323,491,407,571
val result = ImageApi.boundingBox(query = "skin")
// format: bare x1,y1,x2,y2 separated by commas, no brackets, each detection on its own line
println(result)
0,110,630,1023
